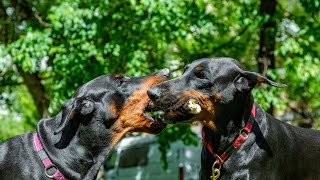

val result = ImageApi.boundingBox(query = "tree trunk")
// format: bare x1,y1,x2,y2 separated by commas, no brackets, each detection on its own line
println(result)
16,66,50,118
258,0,277,115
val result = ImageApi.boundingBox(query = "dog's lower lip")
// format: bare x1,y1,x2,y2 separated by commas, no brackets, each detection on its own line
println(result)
148,97,199,123
163,99,199,123
165,96,200,112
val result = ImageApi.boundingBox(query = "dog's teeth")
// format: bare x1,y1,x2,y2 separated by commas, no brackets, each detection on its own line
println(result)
187,99,201,114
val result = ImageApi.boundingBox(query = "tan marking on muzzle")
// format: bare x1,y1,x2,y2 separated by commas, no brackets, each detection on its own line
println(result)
172,89,217,131
176,89,215,113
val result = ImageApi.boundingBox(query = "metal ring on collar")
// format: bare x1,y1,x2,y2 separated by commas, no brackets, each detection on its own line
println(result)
45,165,58,179
214,154,223,165
212,161,221,171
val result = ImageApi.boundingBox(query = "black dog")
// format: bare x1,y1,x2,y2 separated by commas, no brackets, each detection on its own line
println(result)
148,58,320,180
0,69,169,180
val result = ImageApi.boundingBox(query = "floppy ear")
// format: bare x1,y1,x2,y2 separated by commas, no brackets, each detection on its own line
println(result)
234,71,287,92
54,97,95,134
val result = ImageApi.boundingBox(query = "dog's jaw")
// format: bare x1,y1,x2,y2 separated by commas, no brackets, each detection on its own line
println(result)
110,74,168,146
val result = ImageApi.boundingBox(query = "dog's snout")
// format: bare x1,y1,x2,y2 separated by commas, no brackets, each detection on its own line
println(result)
147,69,169,102
157,68,170,78
147,87,161,101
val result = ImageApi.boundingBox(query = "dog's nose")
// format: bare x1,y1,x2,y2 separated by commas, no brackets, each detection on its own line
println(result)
147,86,161,101
157,68,170,78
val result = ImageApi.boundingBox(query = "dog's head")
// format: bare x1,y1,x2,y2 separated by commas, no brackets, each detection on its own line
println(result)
147,58,286,130
54,69,169,148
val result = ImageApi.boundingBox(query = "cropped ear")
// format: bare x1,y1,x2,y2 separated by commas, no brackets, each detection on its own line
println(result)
54,97,95,134
234,71,287,92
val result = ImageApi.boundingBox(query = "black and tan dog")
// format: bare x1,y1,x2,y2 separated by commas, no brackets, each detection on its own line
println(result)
0,69,169,180
148,58,320,180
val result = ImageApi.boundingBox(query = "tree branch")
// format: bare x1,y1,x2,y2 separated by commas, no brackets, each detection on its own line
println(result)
35,12,52,28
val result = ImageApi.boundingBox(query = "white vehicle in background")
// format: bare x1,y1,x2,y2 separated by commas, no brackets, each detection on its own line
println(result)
104,135,201,180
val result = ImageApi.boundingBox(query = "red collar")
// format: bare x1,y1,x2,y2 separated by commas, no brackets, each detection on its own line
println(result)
202,105,256,179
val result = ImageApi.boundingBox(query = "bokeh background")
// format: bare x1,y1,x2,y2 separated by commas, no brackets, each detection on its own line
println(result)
0,0,319,168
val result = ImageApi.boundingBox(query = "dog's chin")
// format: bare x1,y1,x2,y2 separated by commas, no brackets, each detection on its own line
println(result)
147,118,167,134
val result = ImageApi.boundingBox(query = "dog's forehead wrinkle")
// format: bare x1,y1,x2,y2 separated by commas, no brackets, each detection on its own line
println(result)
207,64,241,82
204,57,243,70
186,58,242,80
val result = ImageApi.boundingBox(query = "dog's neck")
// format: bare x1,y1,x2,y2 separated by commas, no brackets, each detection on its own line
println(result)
37,112,113,180
204,94,254,154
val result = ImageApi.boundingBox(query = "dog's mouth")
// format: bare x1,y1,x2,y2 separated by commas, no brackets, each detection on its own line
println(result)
142,101,167,134
152,97,202,124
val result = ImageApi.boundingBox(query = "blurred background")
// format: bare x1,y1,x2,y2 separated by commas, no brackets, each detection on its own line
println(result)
0,0,319,179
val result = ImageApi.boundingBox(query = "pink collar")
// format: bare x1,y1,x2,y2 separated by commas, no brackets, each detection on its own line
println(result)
33,133,67,180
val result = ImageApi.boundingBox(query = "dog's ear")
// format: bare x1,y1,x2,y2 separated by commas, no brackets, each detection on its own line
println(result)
234,71,287,92
80,99,95,115
54,97,95,134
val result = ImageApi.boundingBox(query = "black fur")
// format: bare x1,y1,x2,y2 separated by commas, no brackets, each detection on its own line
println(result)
0,70,169,180
148,57,320,180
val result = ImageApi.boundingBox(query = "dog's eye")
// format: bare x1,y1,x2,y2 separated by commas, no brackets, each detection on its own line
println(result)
117,79,126,85
117,78,128,86
115,75,130,86
194,71,208,79
114,74,128,86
